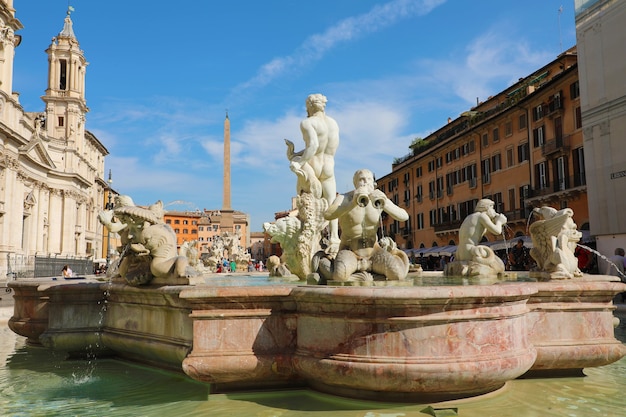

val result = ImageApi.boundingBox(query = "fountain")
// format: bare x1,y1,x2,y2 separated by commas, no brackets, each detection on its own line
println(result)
6,94,626,404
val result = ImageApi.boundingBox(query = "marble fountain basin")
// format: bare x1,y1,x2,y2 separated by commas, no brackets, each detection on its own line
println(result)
7,274,626,402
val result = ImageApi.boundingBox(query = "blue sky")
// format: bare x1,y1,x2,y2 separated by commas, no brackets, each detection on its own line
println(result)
13,1,576,231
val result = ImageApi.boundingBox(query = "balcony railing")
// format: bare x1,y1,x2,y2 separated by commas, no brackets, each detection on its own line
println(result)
528,174,586,198
542,134,571,156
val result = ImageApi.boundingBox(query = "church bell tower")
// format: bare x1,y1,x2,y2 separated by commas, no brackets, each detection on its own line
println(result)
41,7,88,152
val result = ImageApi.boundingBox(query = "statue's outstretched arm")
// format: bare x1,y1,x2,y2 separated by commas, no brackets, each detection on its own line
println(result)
374,190,408,222
324,193,350,220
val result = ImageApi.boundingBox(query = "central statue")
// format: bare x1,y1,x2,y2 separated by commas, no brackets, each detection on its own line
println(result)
317,169,410,283
265,94,411,284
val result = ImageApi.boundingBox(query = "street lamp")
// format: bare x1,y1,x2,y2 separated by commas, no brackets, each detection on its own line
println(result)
105,169,113,269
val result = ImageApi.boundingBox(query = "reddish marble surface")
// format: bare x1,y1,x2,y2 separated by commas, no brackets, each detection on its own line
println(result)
291,284,538,401
7,276,626,401
180,286,300,390
527,278,626,371
8,279,55,344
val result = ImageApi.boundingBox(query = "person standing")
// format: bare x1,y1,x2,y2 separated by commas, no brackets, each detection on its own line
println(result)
574,245,594,273
508,239,528,271
605,247,626,278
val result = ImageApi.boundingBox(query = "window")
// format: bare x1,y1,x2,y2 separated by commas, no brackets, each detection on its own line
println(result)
508,188,516,211
59,59,68,90
505,121,512,137
58,116,64,127
416,166,422,178
482,133,489,147
183,229,189,234
448,204,457,221
518,143,529,162
519,185,530,202
415,184,423,202
575,106,582,129
519,113,527,130
547,91,562,114
183,220,188,225
429,181,435,200
570,80,580,99
192,220,198,225
573,147,586,186
491,154,502,172
174,228,180,233
417,213,424,230
166,219,172,224
174,219,180,224
506,148,514,168
493,192,503,213
533,105,543,121
555,156,567,191
493,127,500,143
535,162,549,189
191,229,197,234
213,225,219,231
465,164,477,187
446,173,454,196
436,177,444,198
437,207,445,224
429,209,437,226
533,126,545,147
481,158,491,183
428,160,435,172
554,116,563,141
198,226,204,231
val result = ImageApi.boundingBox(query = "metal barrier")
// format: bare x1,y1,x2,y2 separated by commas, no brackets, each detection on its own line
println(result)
5,254,94,278
33,256,93,277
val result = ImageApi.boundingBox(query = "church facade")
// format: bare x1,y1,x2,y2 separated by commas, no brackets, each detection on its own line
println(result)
0,2,108,276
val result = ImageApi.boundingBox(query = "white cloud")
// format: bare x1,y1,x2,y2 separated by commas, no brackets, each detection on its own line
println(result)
231,0,446,96
420,24,554,107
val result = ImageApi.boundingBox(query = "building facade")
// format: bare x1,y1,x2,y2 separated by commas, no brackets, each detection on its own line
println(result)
378,47,587,252
0,3,108,275
164,209,250,258
575,0,626,255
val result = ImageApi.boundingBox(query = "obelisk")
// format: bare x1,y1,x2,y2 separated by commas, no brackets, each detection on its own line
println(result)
221,112,234,233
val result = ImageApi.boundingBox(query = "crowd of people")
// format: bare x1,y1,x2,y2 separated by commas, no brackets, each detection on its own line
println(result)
215,259,265,273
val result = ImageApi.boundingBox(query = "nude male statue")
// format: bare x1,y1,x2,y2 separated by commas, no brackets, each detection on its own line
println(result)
456,198,507,262
320,169,410,281
285,93,340,251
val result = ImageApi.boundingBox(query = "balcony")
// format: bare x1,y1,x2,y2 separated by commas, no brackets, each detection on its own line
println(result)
542,134,571,157
526,174,587,203
433,219,464,233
